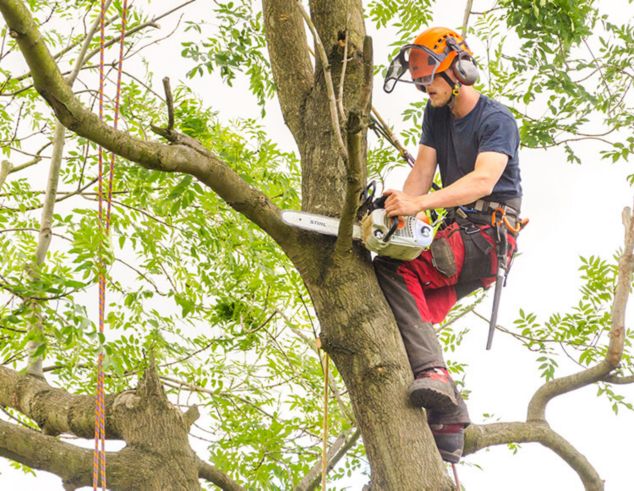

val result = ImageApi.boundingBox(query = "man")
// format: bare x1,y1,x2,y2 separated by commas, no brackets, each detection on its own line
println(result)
375,27,523,463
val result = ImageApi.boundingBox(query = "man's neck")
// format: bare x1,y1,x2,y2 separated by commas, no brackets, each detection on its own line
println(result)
450,86,480,119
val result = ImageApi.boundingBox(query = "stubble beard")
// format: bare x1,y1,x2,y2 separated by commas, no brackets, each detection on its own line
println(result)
429,91,452,108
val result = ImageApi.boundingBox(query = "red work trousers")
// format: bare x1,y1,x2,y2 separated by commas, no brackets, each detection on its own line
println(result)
374,221,517,375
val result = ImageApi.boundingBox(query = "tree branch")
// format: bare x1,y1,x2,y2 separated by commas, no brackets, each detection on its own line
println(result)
0,418,94,487
603,373,634,384
197,458,246,491
25,0,106,378
464,422,604,491
0,365,122,439
334,116,362,257
461,0,474,36
162,76,174,131
334,33,372,258
262,0,313,139
295,0,347,161
0,159,11,189
607,204,633,366
527,202,634,422
0,0,297,252
295,427,360,491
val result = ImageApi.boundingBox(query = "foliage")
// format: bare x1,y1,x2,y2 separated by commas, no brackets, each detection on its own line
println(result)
1,2,359,485
512,253,634,401
0,0,632,489
181,0,274,112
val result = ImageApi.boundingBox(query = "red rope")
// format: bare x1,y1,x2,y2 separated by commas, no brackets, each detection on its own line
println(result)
451,462,461,490
93,1,128,489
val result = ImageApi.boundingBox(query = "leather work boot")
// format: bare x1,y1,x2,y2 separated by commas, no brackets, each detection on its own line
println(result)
408,367,458,412
429,423,464,464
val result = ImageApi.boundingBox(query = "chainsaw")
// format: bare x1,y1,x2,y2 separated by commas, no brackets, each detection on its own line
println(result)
281,182,434,261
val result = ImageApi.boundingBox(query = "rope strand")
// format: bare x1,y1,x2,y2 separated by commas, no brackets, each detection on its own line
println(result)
93,1,128,489
321,352,329,490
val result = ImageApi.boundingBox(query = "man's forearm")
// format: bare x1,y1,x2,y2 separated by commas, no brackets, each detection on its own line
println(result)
403,163,435,196
417,171,493,211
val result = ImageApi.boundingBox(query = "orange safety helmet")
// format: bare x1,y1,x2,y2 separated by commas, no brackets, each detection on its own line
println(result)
384,27,478,93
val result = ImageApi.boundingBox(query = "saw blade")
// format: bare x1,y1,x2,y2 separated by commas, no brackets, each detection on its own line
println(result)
281,211,361,239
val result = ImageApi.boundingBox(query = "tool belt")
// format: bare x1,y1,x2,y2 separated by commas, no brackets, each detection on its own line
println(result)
447,198,523,235
443,198,525,282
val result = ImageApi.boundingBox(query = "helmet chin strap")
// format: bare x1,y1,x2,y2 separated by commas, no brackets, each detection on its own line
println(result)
440,71,461,109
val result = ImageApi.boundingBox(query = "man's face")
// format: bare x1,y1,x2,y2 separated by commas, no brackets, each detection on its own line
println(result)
424,71,453,108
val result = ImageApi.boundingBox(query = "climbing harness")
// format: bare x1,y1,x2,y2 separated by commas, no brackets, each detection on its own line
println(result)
449,200,527,349
94,1,129,489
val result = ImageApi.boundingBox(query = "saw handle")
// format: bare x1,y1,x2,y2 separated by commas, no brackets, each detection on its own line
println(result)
383,217,399,243
373,194,387,209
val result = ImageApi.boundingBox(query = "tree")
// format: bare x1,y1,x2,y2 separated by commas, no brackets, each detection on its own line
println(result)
0,0,632,490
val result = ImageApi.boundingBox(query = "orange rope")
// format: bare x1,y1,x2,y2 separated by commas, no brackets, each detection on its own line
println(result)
93,1,128,489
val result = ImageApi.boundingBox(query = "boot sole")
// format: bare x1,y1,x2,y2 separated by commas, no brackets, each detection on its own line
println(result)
408,379,458,412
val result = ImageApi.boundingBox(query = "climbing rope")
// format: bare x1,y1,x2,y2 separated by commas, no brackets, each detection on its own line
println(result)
321,350,329,490
451,462,461,489
93,1,128,489
369,110,441,194
369,109,415,167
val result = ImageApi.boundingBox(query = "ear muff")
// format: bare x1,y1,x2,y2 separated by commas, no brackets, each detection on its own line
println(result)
444,36,479,86
452,53,479,85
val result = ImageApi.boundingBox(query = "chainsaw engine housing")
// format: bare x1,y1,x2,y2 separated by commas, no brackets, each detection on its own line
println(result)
361,209,434,261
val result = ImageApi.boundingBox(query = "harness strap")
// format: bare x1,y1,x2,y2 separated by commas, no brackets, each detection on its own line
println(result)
467,198,520,216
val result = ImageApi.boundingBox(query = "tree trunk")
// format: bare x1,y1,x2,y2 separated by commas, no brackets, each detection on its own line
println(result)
294,243,453,490
272,1,453,488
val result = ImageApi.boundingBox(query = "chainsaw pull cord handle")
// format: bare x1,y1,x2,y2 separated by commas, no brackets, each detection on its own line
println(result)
383,217,399,243
371,195,400,243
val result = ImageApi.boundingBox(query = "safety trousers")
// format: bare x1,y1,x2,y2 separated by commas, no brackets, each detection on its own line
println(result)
373,221,517,424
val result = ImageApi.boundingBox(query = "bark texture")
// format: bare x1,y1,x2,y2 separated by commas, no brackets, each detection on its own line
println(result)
0,365,209,490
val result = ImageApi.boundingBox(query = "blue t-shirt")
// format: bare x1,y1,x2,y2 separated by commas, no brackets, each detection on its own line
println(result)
419,95,522,205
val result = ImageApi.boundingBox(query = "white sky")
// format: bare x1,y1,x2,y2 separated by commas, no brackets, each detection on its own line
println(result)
1,1,633,490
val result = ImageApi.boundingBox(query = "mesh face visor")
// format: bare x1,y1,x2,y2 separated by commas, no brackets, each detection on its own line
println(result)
383,44,445,93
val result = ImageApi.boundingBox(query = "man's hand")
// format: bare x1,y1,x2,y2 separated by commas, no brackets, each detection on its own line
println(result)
383,189,424,217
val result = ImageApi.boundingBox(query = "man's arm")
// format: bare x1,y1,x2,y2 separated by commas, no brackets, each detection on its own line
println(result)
402,144,437,196
384,151,508,217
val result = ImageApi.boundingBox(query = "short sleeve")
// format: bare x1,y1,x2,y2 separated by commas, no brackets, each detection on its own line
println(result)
419,102,435,149
478,113,519,158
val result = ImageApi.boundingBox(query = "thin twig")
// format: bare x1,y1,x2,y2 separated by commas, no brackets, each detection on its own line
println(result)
462,0,475,36
162,77,175,131
337,18,350,123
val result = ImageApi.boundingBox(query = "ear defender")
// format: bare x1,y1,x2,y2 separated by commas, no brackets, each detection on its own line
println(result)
452,53,479,85
444,36,479,86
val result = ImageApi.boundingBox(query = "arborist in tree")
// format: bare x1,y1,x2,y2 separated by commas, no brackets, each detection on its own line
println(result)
375,27,523,463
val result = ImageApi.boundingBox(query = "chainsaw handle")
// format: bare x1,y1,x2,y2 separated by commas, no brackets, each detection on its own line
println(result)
383,216,399,243
373,194,387,209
